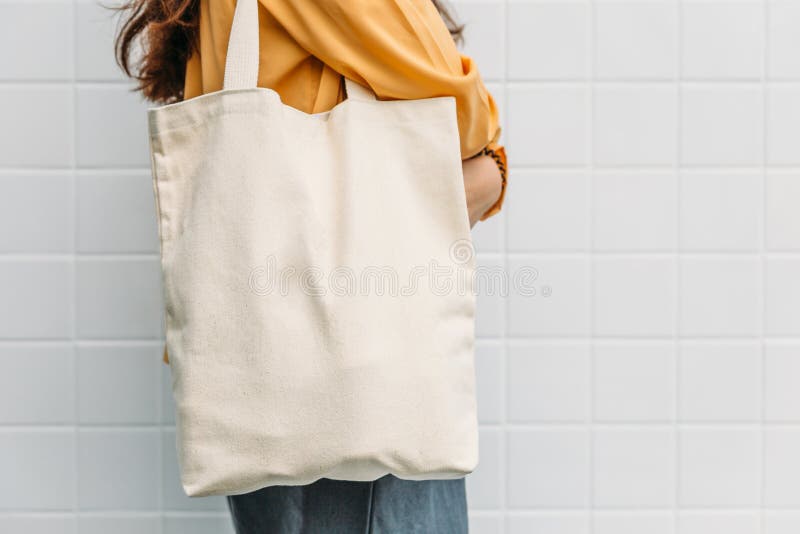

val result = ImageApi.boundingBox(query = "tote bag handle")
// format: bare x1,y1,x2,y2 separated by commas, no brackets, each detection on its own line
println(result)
223,0,376,101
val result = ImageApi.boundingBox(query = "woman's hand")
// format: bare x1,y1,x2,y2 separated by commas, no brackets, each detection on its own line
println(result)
462,153,503,228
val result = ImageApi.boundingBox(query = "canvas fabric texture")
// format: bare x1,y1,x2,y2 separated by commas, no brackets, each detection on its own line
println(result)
147,0,479,497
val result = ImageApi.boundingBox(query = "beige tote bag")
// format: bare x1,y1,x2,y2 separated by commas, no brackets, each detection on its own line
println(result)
148,0,478,497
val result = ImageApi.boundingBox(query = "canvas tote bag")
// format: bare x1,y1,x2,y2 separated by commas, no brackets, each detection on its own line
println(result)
148,0,478,497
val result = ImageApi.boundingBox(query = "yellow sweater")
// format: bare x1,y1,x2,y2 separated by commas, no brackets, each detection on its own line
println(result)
164,0,508,365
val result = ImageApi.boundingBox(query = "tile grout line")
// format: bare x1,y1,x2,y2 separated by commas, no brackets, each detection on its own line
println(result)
8,163,800,173
3,421,800,431
760,0,769,532
71,0,80,527
675,0,683,530
501,0,510,531
588,0,596,529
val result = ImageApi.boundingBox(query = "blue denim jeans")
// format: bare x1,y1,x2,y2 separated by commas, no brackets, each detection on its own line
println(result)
226,474,468,533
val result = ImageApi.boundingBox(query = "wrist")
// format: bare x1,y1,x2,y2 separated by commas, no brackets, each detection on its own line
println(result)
477,145,507,221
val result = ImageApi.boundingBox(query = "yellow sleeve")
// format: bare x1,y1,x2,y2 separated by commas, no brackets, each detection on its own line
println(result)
261,0,506,173
163,345,169,365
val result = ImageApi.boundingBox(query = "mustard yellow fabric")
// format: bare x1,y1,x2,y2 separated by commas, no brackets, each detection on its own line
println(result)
167,0,508,365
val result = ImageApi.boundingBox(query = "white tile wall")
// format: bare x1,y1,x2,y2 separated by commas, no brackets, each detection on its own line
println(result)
592,428,676,507
77,430,160,510
0,431,76,510
594,86,677,166
595,3,677,80
681,3,764,80
594,342,675,422
1,0,799,532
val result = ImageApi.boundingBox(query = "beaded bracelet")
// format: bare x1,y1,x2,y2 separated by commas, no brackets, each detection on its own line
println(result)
480,146,507,188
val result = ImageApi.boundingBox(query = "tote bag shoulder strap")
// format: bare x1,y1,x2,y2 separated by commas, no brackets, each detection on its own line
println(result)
223,0,259,90
223,0,376,102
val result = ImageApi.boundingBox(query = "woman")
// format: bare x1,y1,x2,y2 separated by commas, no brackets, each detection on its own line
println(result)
114,0,507,532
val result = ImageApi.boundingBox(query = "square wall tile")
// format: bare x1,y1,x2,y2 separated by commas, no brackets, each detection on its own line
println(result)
766,172,800,250
0,87,73,167
765,258,800,336
507,85,589,166
679,428,761,507
681,85,763,166
594,257,676,337
76,258,164,339
765,343,800,421
0,431,75,510
77,0,139,81
680,171,762,251
595,2,677,79
0,2,73,80
765,428,800,506
0,345,75,424
78,344,160,424
594,86,677,166
76,85,150,168
507,342,590,422
508,256,590,337
77,172,159,253
508,170,589,252
509,2,589,80
507,429,590,508
77,429,159,510
682,2,763,79
0,260,73,339
679,257,760,337
0,173,73,253
593,429,676,507
594,342,675,422
593,171,677,250
768,2,800,79
679,341,762,422
768,85,800,165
